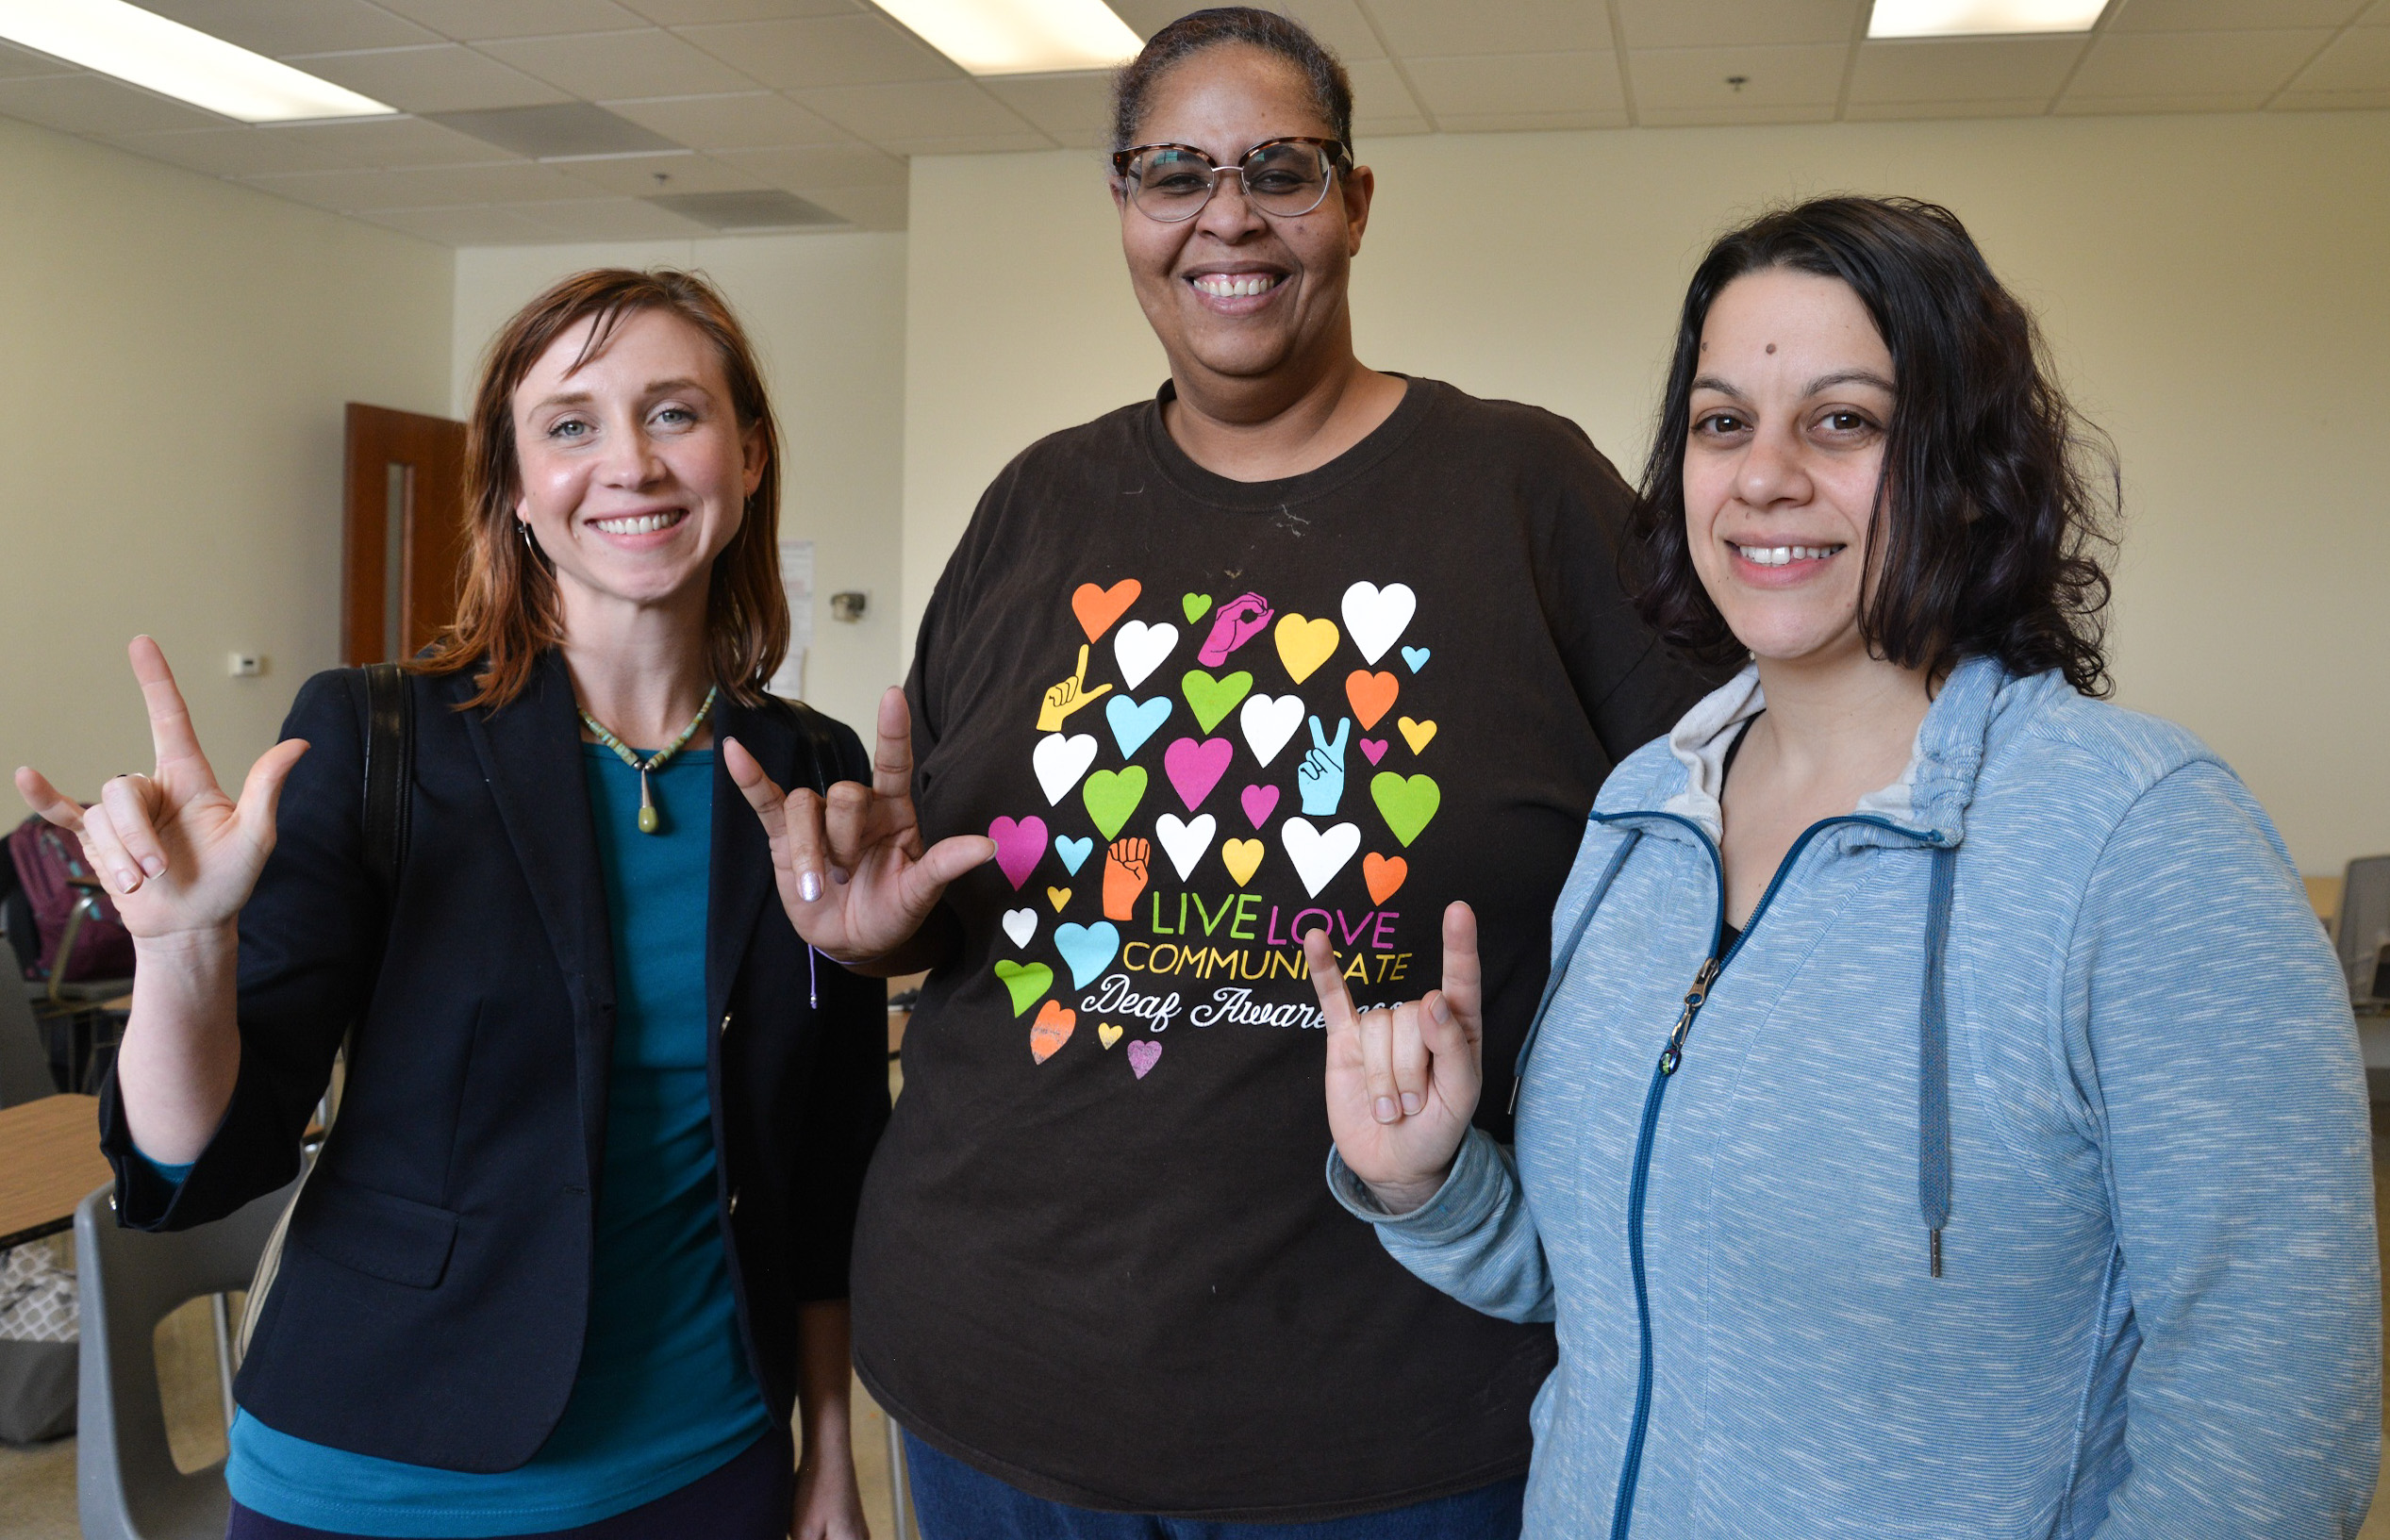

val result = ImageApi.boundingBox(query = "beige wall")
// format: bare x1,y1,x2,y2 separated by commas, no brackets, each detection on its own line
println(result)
902,111,2390,877
454,233,909,737
0,114,451,811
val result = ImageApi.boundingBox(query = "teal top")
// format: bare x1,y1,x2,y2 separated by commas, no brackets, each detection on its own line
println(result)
207,748,772,1535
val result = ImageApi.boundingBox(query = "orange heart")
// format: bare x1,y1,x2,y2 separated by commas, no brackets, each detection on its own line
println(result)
1345,670,1399,731
1029,999,1076,1064
1071,579,1141,642
1363,853,1408,905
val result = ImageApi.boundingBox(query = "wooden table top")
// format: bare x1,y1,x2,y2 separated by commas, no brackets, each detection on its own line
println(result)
0,1095,109,1250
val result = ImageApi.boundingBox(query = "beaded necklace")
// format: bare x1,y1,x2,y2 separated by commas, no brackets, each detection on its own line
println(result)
580,684,718,835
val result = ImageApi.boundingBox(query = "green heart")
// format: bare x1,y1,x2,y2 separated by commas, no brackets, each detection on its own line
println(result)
1182,592,1213,623
992,959,1054,1017
1370,772,1442,848
1082,767,1148,841
1180,669,1253,735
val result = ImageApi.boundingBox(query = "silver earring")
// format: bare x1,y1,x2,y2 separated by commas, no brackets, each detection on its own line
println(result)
518,522,535,550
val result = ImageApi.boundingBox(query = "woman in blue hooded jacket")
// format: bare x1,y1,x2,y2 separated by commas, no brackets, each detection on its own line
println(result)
1304,196,2378,1539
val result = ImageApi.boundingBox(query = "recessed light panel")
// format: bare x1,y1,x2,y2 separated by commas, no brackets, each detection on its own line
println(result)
871,0,1142,76
1867,0,2108,38
0,0,395,122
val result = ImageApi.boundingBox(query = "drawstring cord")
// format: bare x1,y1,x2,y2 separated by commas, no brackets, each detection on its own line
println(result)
1918,846,1957,1277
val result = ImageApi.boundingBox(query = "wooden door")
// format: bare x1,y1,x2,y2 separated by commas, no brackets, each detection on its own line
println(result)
342,404,469,666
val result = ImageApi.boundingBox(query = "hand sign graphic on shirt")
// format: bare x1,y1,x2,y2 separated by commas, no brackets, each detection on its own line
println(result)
1037,644,1114,732
1196,591,1274,667
1298,716,1353,816
1103,837,1151,920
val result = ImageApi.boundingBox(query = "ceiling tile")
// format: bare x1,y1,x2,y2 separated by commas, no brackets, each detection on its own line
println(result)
1276,0,1387,61
1436,108,1631,131
714,141,908,188
1363,0,1610,57
2289,24,2390,90
2065,29,2333,97
243,158,599,210
603,91,845,146
678,14,959,88
623,0,860,22
1628,43,1849,110
368,0,655,41
792,78,1037,140
1848,37,2085,103
356,203,569,243
108,125,343,176
263,115,522,168
1636,101,1837,124
525,196,720,237
2052,90,2270,111
1842,96,2050,118
792,181,907,229
873,129,1055,154
1354,115,1432,136
287,45,571,112
981,72,1118,146
2271,86,2390,105
479,29,764,97
0,41,75,79
0,75,227,135
1401,52,1623,117
1615,0,1865,49
560,149,763,193
2105,0,2371,29
137,0,440,56
1345,57,1424,124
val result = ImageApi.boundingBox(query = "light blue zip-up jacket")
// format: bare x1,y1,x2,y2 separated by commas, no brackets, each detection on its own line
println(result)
1331,657,2379,1538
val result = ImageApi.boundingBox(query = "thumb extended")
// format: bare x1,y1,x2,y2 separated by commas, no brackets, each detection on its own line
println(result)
235,738,310,839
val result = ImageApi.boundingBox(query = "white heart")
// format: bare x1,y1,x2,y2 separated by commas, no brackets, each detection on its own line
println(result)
1280,818,1361,898
1032,732,1099,806
1239,692,1304,768
1340,581,1417,667
1002,908,1037,949
1154,813,1218,882
1113,621,1179,690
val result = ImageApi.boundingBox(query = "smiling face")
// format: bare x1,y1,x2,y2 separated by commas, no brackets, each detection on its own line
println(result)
511,306,764,624
1114,44,1371,394
1683,267,1899,671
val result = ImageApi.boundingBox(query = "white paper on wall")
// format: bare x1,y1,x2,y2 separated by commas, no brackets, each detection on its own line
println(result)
770,538,814,701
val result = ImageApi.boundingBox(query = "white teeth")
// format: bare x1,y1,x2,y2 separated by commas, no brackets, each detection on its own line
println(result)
1193,273,1276,298
1734,542,1841,568
592,510,684,535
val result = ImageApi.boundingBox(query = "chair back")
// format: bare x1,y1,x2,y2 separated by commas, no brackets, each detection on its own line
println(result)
74,1179,297,1540
0,983,53,1105
2340,855,2390,1004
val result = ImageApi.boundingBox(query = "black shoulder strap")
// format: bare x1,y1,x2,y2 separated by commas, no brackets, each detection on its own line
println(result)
362,663,415,896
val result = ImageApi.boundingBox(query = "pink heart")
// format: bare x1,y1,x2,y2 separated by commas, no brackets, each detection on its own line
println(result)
988,815,1049,890
1239,784,1280,828
1360,738,1388,765
1163,737,1234,812
1126,1039,1162,1079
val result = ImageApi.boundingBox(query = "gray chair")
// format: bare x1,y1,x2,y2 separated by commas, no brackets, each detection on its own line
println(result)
0,971,54,1105
75,1177,296,1540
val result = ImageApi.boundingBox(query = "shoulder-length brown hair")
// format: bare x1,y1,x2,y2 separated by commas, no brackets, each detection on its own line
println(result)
419,268,788,711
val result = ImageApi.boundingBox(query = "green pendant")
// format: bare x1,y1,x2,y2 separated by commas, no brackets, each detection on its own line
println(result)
580,685,717,839
638,804,660,835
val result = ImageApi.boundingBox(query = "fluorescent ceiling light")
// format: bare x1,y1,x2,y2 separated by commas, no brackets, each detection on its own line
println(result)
0,0,395,122
871,0,1141,75
1868,0,2107,38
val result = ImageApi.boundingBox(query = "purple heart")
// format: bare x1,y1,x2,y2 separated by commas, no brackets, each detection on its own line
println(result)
988,815,1049,890
1163,737,1235,812
1360,738,1388,765
1126,1039,1162,1079
1239,784,1280,828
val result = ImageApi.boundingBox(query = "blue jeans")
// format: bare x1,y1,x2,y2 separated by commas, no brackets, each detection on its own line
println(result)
904,1432,1525,1540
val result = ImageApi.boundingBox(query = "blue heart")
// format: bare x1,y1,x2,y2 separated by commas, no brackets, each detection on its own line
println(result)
1105,694,1172,759
1402,646,1431,673
1054,835,1093,873
1053,920,1120,988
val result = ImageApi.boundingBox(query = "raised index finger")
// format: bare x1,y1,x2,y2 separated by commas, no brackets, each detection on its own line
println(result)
129,636,213,780
1302,924,1358,1040
871,686,916,801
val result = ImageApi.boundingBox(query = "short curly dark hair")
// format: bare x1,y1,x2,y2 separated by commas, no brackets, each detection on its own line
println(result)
1109,7,1353,154
1626,196,2119,697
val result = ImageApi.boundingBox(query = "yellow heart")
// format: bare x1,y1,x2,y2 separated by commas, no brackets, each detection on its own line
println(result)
1272,614,1340,684
1398,716,1437,754
1098,1022,1124,1049
1046,886,1071,911
1221,838,1265,886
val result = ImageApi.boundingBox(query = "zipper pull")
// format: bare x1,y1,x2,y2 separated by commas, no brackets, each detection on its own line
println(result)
1658,956,1720,1077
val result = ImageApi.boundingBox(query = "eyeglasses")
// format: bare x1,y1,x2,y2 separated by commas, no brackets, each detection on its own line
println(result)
1110,137,1351,224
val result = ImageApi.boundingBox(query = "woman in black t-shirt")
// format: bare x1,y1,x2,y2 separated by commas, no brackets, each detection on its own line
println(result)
728,9,1711,1535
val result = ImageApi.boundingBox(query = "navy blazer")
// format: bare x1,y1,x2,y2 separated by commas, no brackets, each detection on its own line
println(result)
99,653,889,1472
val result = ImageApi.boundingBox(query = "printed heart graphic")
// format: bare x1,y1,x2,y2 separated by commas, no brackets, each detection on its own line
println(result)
1030,999,1076,1063
1360,737,1387,765
1126,1039,1162,1079
992,959,1053,1017
1272,614,1340,683
1281,818,1362,898
1033,733,1098,805
1104,694,1172,759
1402,645,1431,673
1340,581,1417,666
1221,837,1265,886
1397,716,1437,754
1081,767,1148,840
1239,784,1280,827
1180,670,1253,735
1002,908,1036,948
1071,579,1141,642
1239,693,1304,767
1155,813,1217,881
1370,772,1442,847
1345,670,1399,730
1054,835,1093,873
1363,853,1408,905
1182,593,1212,623
988,816,1049,889
1113,621,1178,690
1047,886,1072,911
1054,920,1120,988
1098,1022,1125,1049
1163,736,1234,810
